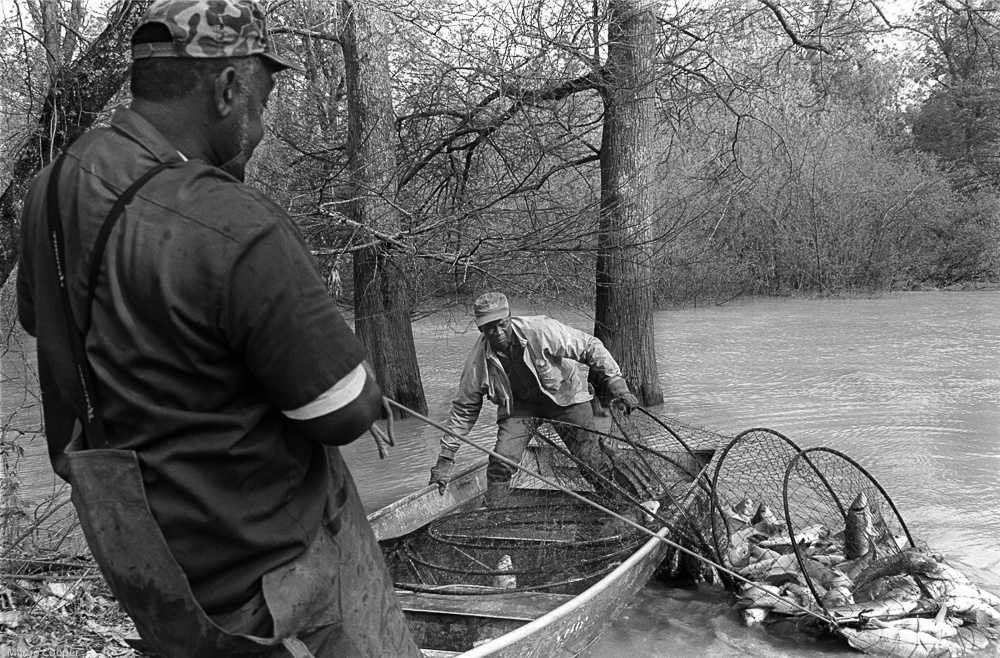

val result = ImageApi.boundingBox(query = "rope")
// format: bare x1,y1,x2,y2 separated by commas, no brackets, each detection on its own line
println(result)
380,397,838,627
369,396,396,459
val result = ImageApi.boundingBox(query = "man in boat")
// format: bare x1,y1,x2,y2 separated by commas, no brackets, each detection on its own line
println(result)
16,1,419,655
429,292,641,506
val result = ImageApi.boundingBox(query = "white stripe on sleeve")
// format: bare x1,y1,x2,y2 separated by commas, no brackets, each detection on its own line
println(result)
282,364,367,420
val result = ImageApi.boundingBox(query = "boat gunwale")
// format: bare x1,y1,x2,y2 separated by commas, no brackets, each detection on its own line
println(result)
453,523,672,657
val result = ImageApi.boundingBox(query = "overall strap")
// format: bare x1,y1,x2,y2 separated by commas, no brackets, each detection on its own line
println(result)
84,162,171,334
45,154,171,449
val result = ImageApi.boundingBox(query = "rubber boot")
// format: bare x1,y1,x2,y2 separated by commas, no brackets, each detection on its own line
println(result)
485,479,511,509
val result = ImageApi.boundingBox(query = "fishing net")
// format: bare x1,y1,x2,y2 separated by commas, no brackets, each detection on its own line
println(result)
710,440,1000,657
610,408,730,583
782,447,915,615
381,413,713,595
708,428,802,575
611,408,726,484
710,432,902,634
783,448,1000,655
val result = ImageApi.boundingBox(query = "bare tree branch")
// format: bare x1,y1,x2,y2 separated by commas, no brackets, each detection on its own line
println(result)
757,0,832,54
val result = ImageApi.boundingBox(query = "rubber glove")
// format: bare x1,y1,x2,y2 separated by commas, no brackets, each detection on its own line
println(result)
607,377,640,414
429,455,455,495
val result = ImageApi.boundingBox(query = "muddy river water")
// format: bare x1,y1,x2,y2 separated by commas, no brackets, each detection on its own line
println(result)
344,290,1000,658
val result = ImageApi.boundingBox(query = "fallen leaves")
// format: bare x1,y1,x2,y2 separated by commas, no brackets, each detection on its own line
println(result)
0,569,140,658
0,611,19,629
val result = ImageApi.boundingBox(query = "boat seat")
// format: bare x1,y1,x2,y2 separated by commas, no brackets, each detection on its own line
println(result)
397,589,576,622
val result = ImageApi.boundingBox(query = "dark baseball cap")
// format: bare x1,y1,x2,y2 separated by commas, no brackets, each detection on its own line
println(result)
473,292,510,327
132,0,303,72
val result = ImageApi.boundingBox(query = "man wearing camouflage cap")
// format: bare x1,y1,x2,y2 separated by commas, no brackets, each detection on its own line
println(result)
429,292,641,506
17,1,419,656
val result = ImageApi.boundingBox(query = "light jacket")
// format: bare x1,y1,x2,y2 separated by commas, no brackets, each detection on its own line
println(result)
440,315,625,455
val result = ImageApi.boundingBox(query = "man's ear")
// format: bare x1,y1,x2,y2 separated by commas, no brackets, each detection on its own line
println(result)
212,66,239,118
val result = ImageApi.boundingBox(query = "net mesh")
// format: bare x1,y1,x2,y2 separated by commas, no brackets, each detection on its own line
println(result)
709,428,802,571
610,408,729,583
381,410,715,595
782,448,914,614
708,434,1000,657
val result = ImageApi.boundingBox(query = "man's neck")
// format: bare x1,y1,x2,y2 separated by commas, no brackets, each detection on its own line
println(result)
130,98,215,165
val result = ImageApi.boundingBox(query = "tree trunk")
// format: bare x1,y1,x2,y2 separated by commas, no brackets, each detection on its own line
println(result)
594,0,663,406
341,0,428,418
0,0,146,290
40,0,62,80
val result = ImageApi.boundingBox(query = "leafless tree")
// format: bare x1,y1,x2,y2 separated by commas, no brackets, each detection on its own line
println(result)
0,0,145,289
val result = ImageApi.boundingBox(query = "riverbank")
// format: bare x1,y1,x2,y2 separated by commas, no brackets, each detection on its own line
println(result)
0,564,139,657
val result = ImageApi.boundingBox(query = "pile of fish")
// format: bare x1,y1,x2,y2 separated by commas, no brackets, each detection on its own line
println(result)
721,492,1000,657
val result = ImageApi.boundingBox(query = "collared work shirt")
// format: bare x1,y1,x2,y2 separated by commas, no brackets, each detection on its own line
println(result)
17,107,367,613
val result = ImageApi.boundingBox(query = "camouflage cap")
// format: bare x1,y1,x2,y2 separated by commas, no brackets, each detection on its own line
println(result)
132,0,303,72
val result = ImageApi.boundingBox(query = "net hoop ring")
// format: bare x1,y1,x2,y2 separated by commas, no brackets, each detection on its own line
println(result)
782,446,916,618
708,428,801,566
